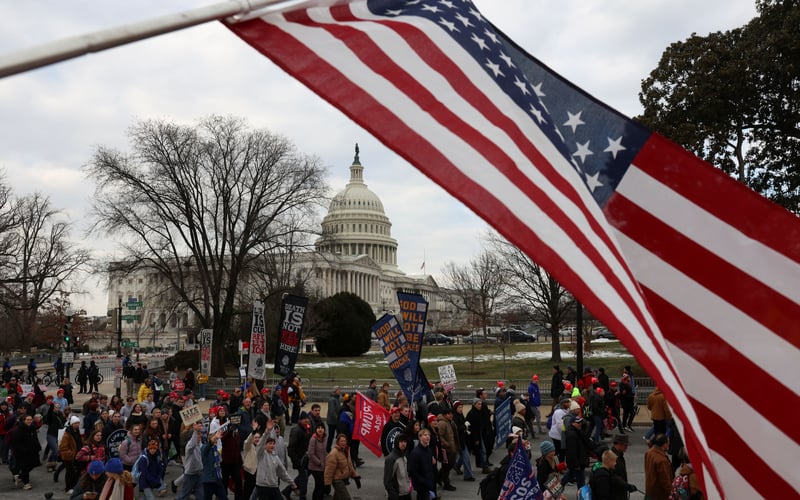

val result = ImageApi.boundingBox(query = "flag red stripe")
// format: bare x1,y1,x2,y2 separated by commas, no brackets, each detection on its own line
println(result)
643,290,800,443
690,397,795,497
605,193,800,350
636,134,800,263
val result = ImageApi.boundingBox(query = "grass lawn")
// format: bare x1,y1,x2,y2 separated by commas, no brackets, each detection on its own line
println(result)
293,339,644,387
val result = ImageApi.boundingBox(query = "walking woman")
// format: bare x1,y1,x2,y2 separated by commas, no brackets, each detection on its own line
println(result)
58,415,84,493
11,413,41,490
307,423,328,500
324,434,360,500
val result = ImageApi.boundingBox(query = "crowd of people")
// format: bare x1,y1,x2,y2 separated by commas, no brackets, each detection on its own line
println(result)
0,355,705,500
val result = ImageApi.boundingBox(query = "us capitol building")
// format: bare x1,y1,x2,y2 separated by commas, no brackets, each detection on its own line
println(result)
106,146,457,349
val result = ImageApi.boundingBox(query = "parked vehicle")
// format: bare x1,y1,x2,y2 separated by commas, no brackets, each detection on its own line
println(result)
425,333,455,345
463,333,499,344
594,329,616,340
500,328,538,343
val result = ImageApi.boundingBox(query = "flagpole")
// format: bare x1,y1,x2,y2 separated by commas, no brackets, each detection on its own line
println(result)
0,0,293,79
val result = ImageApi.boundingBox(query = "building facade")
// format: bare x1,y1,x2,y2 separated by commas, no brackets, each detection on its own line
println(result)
106,145,455,347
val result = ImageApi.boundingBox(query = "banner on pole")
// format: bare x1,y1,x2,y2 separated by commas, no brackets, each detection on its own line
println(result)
199,329,213,376
396,292,427,366
354,391,390,458
499,438,542,500
248,300,267,380
274,295,309,377
494,397,513,450
397,292,432,401
372,314,430,402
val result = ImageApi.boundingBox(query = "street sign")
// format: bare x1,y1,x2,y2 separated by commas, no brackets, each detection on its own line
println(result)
126,300,143,309
121,315,140,321
62,352,75,364
121,340,138,348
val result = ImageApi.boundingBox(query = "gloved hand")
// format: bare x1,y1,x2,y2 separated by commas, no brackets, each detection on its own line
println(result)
627,484,638,492
353,476,362,489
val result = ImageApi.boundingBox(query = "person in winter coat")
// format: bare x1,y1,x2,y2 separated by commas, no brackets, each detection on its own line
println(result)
380,407,406,457
99,457,135,500
324,434,359,500
407,428,437,500
435,408,458,491
644,434,672,500
535,440,565,492
44,400,66,471
71,460,108,500
219,412,243,500
200,431,226,500
139,438,166,499
125,404,147,431
76,428,108,473
176,421,205,500
674,448,704,500
11,413,41,489
617,375,635,432
242,423,262,500
465,398,490,472
285,411,312,500
117,424,144,471
59,415,84,491
306,423,327,500
451,401,474,482
383,434,411,500
325,388,341,452
255,435,297,500
77,361,89,394
88,361,101,393
589,450,637,500
646,387,671,436
560,417,592,488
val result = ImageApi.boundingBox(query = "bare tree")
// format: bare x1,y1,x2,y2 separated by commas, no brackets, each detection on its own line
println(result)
484,231,575,362
86,116,328,375
441,251,506,370
0,193,91,348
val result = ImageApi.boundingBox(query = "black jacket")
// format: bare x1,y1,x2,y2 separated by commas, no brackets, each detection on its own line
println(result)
407,443,436,494
564,422,592,469
589,466,632,500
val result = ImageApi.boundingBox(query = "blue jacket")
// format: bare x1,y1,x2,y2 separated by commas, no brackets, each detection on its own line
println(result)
201,441,223,484
527,382,541,407
138,450,164,490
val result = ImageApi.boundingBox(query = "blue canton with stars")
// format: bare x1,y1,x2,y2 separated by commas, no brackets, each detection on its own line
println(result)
367,0,652,207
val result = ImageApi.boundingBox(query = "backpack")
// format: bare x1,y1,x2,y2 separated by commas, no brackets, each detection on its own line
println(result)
577,484,593,500
131,455,145,483
478,467,503,500
669,473,690,500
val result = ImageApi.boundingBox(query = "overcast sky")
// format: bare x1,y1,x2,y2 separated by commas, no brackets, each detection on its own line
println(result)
0,0,757,316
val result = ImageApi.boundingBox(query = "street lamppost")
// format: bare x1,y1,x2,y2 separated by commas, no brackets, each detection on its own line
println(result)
115,298,123,398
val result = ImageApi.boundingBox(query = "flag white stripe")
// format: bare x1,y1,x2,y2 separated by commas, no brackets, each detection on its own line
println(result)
704,455,758,500
614,225,800,392
621,164,800,305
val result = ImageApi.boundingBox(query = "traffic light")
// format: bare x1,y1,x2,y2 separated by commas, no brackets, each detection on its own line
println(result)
63,316,73,348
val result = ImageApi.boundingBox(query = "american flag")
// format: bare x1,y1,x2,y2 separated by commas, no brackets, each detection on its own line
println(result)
226,1,800,497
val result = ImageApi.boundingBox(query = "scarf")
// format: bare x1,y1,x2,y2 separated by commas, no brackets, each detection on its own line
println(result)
213,443,222,479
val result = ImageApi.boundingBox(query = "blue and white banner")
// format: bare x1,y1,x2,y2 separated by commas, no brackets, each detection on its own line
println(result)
499,439,542,500
494,397,513,450
372,314,430,401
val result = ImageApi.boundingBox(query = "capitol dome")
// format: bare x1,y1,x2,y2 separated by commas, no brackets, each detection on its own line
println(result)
316,144,399,270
